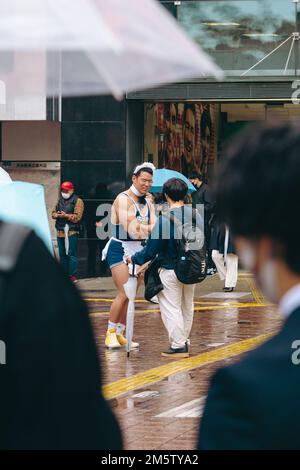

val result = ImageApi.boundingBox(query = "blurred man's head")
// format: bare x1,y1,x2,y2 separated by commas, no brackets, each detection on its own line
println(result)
216,121,300,303
183,106,195,166
61,181,74,199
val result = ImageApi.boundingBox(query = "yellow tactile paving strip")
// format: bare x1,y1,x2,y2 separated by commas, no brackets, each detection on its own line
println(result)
103,333,272,400
89,302,272,317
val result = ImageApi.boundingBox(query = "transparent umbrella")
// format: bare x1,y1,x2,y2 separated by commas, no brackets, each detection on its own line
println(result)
0,0,223,100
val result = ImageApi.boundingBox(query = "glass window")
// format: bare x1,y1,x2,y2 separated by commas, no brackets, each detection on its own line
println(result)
61,161,126,199
178,0,297,77
61,122,125,161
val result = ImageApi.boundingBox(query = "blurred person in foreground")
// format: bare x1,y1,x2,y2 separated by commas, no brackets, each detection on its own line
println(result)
198,121,300,449
0,221,122,449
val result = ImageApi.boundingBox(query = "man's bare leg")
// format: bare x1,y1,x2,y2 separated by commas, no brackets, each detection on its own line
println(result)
105,263,129,348
109,263,130,322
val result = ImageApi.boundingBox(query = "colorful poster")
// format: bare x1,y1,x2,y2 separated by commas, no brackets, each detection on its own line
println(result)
144,102,216,181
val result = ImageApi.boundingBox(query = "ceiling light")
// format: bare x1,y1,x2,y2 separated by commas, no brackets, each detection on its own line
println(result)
243,33,280,37
201,22,240,27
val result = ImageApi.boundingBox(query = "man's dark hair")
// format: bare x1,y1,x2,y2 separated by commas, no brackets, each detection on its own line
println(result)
133,166,153,178
163,178,188,202
216,120,300,274
188,171,203,181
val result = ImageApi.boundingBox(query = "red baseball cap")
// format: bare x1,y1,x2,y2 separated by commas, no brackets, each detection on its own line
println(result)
61,181,74,191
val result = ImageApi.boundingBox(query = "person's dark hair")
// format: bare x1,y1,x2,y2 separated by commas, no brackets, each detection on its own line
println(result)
216,120,300,274
152,192,164,204
132,166,153,178
163,178,188,202
188,171,203,181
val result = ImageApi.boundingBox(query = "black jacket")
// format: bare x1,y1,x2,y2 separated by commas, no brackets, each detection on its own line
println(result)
0,230,122,450
191,183,215,224
198,307,300,449
209,219,236,254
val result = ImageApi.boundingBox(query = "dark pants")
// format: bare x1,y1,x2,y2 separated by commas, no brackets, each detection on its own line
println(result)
57,234,78,276
205,223,214,270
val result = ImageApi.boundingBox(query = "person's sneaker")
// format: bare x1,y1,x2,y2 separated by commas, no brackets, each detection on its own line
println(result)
116,331,139,349
105,328,122,349
223,287,234,292
70,275,78,284
161,344,189,358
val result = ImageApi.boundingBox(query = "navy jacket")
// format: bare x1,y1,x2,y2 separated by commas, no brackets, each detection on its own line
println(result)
198,307,300,450
132,206,203,270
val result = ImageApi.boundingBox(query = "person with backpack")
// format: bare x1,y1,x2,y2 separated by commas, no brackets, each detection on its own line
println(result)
52,181,84,284
127,178,205,358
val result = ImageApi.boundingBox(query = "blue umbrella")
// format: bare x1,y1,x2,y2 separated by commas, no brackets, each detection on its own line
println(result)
149,169,196,194
0,181,53,254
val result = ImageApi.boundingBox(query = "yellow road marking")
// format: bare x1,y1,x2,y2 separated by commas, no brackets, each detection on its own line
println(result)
246,277,265,304
103,333,272,400
89,302,273,318
85,297,253,305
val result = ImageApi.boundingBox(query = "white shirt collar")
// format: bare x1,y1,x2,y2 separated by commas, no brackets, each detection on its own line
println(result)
279,283,300,320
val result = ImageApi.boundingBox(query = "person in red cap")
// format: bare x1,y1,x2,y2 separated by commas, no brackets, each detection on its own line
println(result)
52,181,84,283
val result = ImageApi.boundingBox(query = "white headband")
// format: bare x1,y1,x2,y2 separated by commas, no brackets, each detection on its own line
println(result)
133,162,156,175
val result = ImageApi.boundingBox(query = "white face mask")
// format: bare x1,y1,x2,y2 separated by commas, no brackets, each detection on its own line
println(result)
238,242,278,303
130,184,143,197
61,192,71,200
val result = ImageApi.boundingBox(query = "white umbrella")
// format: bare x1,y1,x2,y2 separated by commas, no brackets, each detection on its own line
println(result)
0,0,223,100
0,168,12,186
123,265,138,357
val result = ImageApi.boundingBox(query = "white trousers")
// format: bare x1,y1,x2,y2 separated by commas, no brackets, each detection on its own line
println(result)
157,268,195,349
212,250,238,288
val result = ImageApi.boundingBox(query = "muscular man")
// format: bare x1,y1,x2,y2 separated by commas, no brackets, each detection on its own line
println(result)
102,163,156,349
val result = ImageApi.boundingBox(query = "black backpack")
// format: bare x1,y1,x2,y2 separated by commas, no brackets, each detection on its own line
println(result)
169,208,207,285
